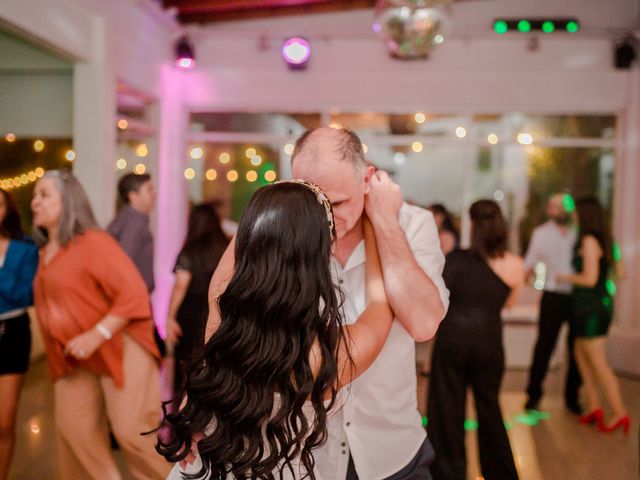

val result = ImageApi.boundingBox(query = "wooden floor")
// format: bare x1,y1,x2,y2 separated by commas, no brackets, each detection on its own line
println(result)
9,357,640,480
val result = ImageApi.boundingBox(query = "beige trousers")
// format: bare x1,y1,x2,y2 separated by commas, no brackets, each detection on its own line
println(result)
54,335,170,480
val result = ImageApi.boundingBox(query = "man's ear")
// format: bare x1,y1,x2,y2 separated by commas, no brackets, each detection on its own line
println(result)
363,165,376,194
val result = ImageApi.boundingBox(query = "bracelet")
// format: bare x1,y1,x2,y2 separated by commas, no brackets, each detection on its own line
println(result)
95,322,113,340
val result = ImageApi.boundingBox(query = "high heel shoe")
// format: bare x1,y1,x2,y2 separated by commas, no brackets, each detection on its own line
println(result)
579,408,604,425
598,415,630,434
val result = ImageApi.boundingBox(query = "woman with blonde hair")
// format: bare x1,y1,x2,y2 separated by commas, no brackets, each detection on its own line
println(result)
31,170,169,479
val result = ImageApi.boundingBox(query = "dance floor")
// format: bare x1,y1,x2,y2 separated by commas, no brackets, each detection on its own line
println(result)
9,354,639,479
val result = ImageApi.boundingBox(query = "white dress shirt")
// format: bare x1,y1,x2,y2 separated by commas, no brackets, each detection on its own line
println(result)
316,203,449,480
524,221,576,294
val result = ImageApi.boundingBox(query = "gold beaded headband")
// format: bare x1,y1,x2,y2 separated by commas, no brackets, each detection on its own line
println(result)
274,179,336,242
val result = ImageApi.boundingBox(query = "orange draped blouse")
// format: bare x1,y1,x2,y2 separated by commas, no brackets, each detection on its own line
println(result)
33,230,160,388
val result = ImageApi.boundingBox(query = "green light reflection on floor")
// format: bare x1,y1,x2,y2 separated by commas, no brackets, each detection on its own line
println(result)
422,410,550,431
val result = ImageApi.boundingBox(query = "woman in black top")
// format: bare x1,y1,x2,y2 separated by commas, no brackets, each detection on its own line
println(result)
427,200,525,480
166,202,229,397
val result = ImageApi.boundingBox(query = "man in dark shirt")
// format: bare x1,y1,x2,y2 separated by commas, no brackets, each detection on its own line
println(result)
108,173,155,291
108,173,163,355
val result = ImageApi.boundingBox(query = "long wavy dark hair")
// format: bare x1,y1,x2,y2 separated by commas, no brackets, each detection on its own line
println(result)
0,189,24,239
157,182,345,479
469,199,507,259
575,197,613,268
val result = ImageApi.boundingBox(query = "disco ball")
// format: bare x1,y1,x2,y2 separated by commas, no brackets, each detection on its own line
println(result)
374,0,451,59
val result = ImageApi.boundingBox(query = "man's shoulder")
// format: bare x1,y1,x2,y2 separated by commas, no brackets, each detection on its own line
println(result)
399,202,434,229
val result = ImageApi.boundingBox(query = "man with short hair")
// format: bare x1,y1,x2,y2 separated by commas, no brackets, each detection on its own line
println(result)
108,173,164,356
524,193,582,414
291,127,449,480
108,173,156,292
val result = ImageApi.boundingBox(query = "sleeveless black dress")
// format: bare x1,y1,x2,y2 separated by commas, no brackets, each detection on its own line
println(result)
427,250,519,480
570,243,613,338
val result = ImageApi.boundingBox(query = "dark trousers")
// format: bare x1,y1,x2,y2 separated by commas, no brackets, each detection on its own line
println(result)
346,437,435,480
427,327,518,480
526,291,581,406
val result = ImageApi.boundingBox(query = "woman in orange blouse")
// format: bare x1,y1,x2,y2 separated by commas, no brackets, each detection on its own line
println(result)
31,170,169,480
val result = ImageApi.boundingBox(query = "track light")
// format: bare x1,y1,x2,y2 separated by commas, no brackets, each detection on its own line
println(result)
281,37,311,70
175,36,195,70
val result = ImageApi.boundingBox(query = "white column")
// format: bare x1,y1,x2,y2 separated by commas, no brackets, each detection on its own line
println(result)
72,16,117,226
608,67,640,375
152,66,189,336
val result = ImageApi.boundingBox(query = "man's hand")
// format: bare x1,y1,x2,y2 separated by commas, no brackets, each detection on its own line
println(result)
364,170,403,226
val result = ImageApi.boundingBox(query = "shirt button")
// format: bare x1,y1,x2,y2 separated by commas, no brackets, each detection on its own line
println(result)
342,450,347,455
345,422,351,427
341,442,346,447
339,279,345,285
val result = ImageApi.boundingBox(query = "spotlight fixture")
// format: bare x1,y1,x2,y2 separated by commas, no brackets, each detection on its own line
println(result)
175,36,195,70
281,37,311,69
614,36,637,70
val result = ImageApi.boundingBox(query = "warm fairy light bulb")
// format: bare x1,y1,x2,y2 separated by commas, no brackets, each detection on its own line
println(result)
219,152,231,164
455,127,467,138
184,168,196,180
117,119,128,130
34,140,45,152
116,158,128,170
411,141,423,153
190,147,203,159
205,169,217,181
134,163,146,174
245,148,257,159
227,170,239,182
488,133,499,145
136,144,149,157
414,113,426,124
246,170,258,182
65,150,76,161
264,170,277,182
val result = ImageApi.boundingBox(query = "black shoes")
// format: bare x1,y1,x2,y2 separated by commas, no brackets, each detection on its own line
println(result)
524,398,539,411
565,400,583,415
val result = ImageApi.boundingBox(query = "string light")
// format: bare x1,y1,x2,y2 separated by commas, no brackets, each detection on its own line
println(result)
136,144,148,157
414,113,426,124
455,126,467,138
246,170,258,182
34,140,45,152
411,141,423,153
488,133,499,144
245,148,257,159
5,133,15,142
227,170,239,182
190,147,203,159
264,170,277,182
184,168,196,180
250,155,262,166
219,152,231,164
205,169,217,181
116,158,128,170
65,150,76,162
0,168,45,190
134,163,146,174
117,119,128,130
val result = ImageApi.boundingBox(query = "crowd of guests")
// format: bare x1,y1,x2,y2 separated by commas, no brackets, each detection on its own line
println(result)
0,126,629,480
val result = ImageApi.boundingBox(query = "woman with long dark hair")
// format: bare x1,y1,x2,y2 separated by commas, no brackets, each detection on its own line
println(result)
557,197,628,433
0,189,38,480
165,202,229,396
427,200,524,480
158,180,393,480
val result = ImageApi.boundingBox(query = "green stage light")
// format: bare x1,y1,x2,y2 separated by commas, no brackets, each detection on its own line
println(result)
542,21,555,33
566,21,579,33
494,20,508,35
517,20,531,33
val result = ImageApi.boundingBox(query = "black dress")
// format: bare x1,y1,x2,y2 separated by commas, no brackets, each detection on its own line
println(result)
172,250,216,394
427,250,518,480
570,243,613,338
